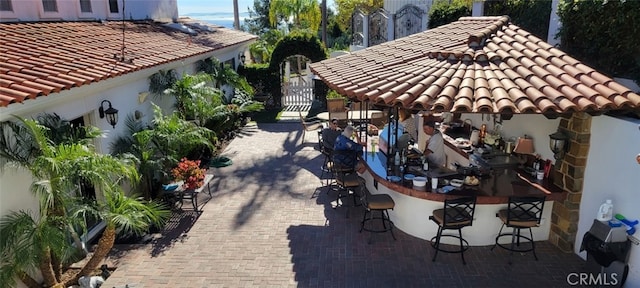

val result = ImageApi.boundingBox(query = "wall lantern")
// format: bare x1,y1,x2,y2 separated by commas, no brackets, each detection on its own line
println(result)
98,100,119,128
549,131,569,159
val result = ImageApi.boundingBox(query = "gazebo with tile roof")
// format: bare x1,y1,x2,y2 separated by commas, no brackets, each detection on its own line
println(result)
310,16,640,119
310,16,640,253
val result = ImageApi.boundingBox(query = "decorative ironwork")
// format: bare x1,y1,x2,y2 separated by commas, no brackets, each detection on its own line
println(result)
352,10,365,46
394,4,424,39
369,9,389,46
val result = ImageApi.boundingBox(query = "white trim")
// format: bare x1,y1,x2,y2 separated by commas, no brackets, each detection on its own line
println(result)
0,0,17,20
75,0,96,20
106,0,122,20
38,0,62,20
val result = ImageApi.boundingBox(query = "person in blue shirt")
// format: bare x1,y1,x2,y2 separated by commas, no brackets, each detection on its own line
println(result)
333,125,363,169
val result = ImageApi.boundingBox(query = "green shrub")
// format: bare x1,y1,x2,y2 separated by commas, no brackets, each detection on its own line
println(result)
428,0,472,28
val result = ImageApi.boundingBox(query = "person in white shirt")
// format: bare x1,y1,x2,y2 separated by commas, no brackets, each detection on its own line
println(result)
422,120,446,167
398,109,417,141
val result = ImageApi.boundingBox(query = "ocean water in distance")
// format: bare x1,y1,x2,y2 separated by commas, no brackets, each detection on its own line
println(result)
181,12,249,29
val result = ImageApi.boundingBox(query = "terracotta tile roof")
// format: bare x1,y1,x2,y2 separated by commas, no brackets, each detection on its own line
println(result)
310,16,640,116
0,19,257,107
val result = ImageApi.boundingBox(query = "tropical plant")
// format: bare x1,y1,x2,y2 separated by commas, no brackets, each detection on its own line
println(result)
163,72,223,124
248,28,285,64
244,0,272,35
148,69,178,96
204,88,264,137
269,0,321,32
0,116,166,288
428,0,472,29
111,114,166,200
65,188,168,286
197,58,254,97
137,104,216,169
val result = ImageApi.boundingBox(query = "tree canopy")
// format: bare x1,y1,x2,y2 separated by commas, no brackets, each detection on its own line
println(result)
269,0,321,32
333,0,382,31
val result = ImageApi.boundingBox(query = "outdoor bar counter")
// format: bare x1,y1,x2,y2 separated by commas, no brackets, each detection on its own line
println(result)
357,149,567,246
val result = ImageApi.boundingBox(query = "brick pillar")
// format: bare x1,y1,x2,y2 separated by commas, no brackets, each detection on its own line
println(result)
548,112,591,252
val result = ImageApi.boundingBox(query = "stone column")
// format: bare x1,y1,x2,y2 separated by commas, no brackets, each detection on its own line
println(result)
549,112,591,252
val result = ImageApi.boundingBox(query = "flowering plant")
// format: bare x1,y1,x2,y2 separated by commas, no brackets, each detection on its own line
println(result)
171,158,205,190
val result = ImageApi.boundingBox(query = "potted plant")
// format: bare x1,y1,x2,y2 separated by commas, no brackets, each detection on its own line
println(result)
172,158,206,190
326,90,347,112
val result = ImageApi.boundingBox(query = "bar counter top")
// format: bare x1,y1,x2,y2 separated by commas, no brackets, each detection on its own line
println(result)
359,151,567,205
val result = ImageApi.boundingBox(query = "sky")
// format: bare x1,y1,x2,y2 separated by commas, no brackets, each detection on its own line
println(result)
177,0,336,15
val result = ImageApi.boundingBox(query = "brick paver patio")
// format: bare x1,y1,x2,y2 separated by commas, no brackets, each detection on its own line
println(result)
102,122,587,288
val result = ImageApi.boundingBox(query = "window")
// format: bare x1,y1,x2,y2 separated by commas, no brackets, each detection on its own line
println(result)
79,0,91,13
42,0,57,12
0,0,12,11
108,0,118,13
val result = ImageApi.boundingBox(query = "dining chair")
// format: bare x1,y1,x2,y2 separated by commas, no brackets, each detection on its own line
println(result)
298,111,323,145
429,196,477,264
491,196,546,264
331,150,360,217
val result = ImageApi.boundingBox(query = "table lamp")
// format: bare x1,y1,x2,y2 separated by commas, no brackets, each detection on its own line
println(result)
513,136,534,168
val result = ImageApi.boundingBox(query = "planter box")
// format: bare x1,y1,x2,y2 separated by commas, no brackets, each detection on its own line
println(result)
327,98,346,113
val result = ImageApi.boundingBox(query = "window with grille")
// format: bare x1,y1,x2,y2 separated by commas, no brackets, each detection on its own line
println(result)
108,0,118,13
0,0,12,11
42,0,57,12
79,0,91,13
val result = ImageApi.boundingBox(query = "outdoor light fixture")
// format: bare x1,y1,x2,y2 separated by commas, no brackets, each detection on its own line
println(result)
240,54,246,64
98,100,119,128
549,131,569,159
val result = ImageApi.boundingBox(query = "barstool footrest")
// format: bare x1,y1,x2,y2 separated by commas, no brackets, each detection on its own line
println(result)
361,217,394,233
430,234,470,254
494,232,535,253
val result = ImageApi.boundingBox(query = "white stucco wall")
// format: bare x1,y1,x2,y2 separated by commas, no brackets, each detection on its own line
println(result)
417,113,560,164
0,0,178,22
576,115,640,286
0,46,248,220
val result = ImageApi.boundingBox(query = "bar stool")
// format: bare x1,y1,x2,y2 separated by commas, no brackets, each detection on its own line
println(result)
320,146,335,189
358,177,396,244
332,150,360,217
491,196,545,264
429,196,477,264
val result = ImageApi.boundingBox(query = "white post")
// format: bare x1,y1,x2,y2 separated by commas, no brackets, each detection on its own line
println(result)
472,0,484,17
547,0,561,47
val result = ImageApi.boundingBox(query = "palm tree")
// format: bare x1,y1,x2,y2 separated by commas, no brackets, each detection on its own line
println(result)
111,114,165,200
269,0,321,32
65,188,168,286
0,116,167,288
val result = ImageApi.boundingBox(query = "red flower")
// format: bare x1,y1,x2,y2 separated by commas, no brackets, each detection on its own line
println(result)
172,158,206,190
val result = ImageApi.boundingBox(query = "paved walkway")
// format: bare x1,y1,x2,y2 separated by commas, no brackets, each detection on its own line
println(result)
103,122,587,288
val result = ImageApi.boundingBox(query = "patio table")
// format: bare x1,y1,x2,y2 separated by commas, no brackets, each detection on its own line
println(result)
316,110,384,121
162,174,214,212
